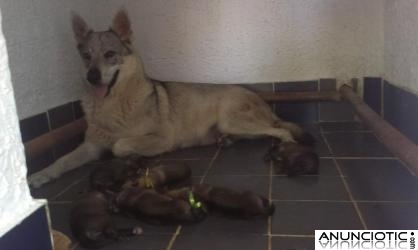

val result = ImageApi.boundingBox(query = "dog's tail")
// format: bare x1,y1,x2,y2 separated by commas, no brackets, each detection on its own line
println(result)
273,120,316,146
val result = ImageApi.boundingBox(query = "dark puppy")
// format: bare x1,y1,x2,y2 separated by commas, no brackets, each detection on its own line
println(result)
122,163,192,190
116,187,206,225
70,191,142,248
266,142,319,176
165,184,274,218
89,156,144,192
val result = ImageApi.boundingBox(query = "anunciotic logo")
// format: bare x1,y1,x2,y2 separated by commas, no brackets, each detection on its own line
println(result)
315,230,417,250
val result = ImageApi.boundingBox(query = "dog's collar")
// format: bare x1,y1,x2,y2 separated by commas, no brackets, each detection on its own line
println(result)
105,70,120,97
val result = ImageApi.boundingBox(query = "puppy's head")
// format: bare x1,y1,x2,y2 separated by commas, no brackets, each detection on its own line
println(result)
72,10,133,97
269,142,319,176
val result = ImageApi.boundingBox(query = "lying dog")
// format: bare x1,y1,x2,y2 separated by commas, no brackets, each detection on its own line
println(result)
29,9,314,188
265,142,319,176
70,191,142,248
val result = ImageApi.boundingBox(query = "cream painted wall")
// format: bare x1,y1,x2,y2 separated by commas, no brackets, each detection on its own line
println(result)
1,0,384,119
384,0,418,95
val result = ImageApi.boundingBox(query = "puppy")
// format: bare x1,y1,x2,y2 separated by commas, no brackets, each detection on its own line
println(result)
89,157,144,192
165,184,274,218
122,163,192,190
70,191,142,248
116,187,207,225
265,142,319,176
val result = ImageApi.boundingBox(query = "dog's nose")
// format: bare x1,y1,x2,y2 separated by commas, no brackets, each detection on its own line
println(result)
87,68,102,85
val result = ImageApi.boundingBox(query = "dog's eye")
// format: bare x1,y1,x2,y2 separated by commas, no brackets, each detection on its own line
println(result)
104,51,116,59
82,52,91,61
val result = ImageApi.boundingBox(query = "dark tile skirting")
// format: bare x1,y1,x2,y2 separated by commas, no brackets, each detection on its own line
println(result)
364,77,418,145
20,101,84,175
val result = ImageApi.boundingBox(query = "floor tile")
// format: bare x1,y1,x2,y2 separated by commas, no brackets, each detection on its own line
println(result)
359,202,418,230
52,178,90,202
324,132,392,157
271,201,363,235
320,122,369,132
172,233,268,250
30,164,95,199
202,175,269,197
181,215,267,235
76,235,171,250
272,176,348,201
273,158,339,177
339,159,418,201
272,237,314,250
208,139,271,175
158,145,218,159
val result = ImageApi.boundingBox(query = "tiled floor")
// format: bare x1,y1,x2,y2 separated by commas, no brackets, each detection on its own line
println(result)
30,122,418,250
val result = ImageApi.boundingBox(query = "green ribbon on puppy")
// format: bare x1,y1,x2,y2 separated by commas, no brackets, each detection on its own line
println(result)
188,191,202,209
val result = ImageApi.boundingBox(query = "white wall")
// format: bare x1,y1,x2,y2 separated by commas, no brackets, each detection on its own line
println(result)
2,0,384,119
384,0,418,95
107,0,384,84
0,9,44,237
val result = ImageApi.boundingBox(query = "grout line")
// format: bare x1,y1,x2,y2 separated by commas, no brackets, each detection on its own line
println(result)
50,176,88,200
397,159,417,176
270,234,315,238
272,199,351,203
272,199,418,203
199,145,223,184
320,156,398,160
157,157,212,161
320,128,368,230
322,130,372,134
166,226,182,250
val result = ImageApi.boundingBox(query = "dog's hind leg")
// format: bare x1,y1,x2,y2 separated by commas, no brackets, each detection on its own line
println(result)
217,94,306,143
28,142,105,188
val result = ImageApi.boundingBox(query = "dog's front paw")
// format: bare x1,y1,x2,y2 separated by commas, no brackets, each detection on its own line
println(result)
28,167,61,188
28,172,52,188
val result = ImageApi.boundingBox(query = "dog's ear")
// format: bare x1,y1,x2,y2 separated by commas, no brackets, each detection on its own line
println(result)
112,9,132,43
71,12,90,44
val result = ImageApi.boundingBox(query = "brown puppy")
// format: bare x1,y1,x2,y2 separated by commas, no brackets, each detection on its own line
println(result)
89,157,144,192
165,184,274,218
70,191,142,248
266,142,319,176
116,187,206,225
122,163,192,190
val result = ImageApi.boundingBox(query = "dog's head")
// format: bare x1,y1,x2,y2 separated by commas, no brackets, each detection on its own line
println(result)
72,10,133,97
